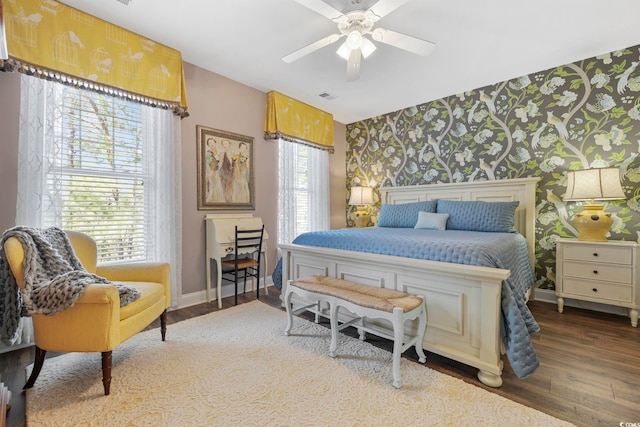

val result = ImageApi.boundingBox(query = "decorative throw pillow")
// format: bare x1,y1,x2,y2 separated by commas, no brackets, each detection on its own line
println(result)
377,200,438,228
436,200,520,232
414,212,449,230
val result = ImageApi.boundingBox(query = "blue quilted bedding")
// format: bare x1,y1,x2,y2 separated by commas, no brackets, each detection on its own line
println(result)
273,227,540,379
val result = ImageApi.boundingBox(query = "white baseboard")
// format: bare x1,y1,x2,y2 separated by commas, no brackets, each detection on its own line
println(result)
174,276,275,310
0,341,34,354
532,288,558,304
533,288,629,317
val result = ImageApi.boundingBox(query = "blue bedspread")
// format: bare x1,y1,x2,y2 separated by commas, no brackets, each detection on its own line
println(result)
273,227,540,379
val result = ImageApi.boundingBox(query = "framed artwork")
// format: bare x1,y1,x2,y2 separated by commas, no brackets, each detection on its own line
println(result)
197,125,255,210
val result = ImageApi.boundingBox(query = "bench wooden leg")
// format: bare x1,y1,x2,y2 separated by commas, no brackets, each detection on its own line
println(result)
357,317,366,341
328,303,339,358
314,300,324,324
284,284,332,336
284,286,295,336
415,301,427,363
391,308,405,389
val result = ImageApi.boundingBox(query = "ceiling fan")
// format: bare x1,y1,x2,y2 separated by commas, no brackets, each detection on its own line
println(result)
283,0,435,81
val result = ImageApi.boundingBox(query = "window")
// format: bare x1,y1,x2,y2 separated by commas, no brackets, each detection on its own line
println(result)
278,140,329,245
17,75,181,279
46,85,147,262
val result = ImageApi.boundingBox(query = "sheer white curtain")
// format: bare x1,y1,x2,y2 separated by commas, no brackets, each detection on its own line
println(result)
16,73,52,226
278,140,329,246
16,74,182,307
142,107,183,307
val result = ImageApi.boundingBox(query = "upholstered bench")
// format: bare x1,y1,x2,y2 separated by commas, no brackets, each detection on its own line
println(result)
284,275,427,388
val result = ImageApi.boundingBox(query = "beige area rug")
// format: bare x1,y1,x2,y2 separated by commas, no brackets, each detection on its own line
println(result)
26,301,574,427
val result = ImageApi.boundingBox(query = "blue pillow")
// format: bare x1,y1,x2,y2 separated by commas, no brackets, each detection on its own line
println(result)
436,200,519,232
414,212,449,230
377,201,437,228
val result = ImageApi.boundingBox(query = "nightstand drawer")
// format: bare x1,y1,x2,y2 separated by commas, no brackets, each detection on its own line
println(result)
562,278,633,303
562,261,632,284
562,244,632,265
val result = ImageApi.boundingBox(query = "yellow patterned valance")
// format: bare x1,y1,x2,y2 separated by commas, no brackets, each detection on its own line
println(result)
1,0,188,116
264,91,334,152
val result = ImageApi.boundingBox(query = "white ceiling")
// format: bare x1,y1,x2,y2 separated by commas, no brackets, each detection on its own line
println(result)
60,0,640,124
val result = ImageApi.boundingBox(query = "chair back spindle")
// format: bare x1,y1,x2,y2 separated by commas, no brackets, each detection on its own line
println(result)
221,225,265,306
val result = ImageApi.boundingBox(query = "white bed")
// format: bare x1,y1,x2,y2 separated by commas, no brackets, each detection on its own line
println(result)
279,177,540,387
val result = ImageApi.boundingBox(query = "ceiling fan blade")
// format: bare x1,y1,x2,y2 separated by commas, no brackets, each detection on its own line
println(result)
366,0,410,21
346,48,362,82
371,28,435,56
294,0,347,22
282,34,342,63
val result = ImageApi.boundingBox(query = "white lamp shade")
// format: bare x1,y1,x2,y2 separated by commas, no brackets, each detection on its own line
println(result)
346,30,362,50
360,38,377,58
336,42,350,60
349,186,375,205
564,168,626,201
337,38,376,61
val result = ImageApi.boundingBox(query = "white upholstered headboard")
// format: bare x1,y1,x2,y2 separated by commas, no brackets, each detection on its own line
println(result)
379,177,540,265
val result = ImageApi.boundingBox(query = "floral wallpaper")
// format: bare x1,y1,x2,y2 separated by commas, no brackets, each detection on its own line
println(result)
346,44,640,290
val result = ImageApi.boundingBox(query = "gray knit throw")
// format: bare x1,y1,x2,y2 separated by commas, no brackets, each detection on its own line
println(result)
0,226,141,345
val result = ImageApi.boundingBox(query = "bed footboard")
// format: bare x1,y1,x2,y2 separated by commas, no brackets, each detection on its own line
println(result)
280,243,510,387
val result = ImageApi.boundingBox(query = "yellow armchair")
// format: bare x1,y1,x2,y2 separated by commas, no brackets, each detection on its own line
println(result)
2,230,170,395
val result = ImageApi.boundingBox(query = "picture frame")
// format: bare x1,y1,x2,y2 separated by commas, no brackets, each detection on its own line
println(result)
196,125,255,210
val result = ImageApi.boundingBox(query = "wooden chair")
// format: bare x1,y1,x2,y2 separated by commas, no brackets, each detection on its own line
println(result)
221,225,265,306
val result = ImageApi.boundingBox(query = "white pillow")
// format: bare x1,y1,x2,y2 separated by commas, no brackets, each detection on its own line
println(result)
414,211,449,230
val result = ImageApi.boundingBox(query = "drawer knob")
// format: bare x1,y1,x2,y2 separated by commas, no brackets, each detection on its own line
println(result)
592,270,598,274
593,253,599,257
592,288,598,293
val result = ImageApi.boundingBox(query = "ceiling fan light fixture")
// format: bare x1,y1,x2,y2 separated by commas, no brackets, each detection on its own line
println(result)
288,0,435,81
361,38,377,58
346,30,363,49
336,42,351,60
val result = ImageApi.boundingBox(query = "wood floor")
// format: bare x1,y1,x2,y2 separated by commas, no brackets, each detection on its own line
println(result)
1,288,638,427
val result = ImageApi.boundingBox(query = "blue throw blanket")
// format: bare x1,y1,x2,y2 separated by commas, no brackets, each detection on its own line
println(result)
273,227,540,379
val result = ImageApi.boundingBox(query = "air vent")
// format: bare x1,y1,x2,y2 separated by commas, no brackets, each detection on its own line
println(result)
114,0,133,5
318,91,337,101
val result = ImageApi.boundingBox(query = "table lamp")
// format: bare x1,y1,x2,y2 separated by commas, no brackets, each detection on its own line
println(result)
349,186,375,228
563,167,625,241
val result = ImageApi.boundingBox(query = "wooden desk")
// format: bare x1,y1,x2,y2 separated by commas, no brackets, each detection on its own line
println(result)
205,214,269,308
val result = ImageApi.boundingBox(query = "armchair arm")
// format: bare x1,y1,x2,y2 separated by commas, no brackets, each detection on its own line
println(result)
75,283,122,304
33,283,122,352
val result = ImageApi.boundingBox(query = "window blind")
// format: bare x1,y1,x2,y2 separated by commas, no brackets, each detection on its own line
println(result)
45,84,149,262
278,140,329,245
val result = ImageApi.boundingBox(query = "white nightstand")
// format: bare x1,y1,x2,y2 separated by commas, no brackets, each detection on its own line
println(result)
555,238,639,327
